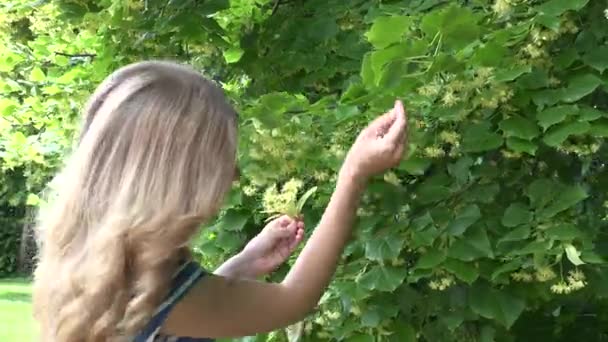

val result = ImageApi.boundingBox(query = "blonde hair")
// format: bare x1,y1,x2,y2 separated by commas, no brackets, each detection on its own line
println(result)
32,61,238,341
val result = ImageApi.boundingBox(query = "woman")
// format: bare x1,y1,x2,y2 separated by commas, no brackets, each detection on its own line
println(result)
32,60,408,341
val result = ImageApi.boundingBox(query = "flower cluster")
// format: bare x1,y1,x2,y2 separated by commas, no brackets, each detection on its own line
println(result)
429,275,455,291
511,270,534,282
550,269,587,294
262,178,303,215
535,266,557,282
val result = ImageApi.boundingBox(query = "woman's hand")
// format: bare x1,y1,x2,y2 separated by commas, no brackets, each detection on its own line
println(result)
239,216,305,278
215,216,304,280
341,100,408,183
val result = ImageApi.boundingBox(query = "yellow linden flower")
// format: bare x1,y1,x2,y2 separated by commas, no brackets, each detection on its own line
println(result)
262,179,304,216
567,269,586,283
535,267,557,282
440,276,454,288
326,311,340,320
384,172,401,186
480,96,499,109
424,146,446,158
551,281,571,294
242,185,257,196
418,84,441,97
524,44,544,58
447,80,466,92
492,0,512,17
313,171,329,181
429,280,440,290
511,271,533,282
317,332,331,339
441,90,459,107
439,131,460,145
477,67,494,79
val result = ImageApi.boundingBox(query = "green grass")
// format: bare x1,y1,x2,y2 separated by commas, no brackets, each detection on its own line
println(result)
0,278,37,342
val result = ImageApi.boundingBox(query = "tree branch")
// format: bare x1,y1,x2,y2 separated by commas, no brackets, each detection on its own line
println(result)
54,52,97,58
271,0,281,15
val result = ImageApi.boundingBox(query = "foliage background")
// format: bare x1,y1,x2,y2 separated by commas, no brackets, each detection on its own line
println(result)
1,0,608,340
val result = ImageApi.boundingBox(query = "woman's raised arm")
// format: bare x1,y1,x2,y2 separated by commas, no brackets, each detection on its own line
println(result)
164,100,408,339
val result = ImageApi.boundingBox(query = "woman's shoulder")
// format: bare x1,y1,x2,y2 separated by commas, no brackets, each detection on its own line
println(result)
133,260,212,342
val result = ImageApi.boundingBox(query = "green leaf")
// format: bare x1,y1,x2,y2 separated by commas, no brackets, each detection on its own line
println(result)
447,156,474,185
501,203,532,227
296,186,317,213
26,193,41,206
554,48,579,70
390,323,416,342
540,185,587,218
366,16,411,49
365,235,403,261
535,14,561,31
510,240,552,256
580,250,605,264
199,0,230,15
447,204,481,236
359,265,406,292
499,116,540,140
536,0,589,16
411,226,440,248
491,260,521,281
506,137,538,155
578,106,605,121
545,223,583,240
416,248,446,269
212,210,249,232
361,53,375,87
29,67,46,82
562,73,603,103
399,156,431,175
589,119,608,137
361,309,380,327
461,123,503,153
0,98,19,116
542,121,590,147
411,212,434,231
494,65,531,82
527,178,557,209
583,46,608,72
469,284,525,329
421,5,481,50
448,226,493,261
564,244,585,266
349,334,374,342
215,229,245,252
536,105,578,131
223,47,244,64
444,258,479,284
472,42,507,67
498,226,531,243
416,181,451,204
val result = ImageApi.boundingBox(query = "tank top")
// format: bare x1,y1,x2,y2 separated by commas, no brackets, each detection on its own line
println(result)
133,261,213,342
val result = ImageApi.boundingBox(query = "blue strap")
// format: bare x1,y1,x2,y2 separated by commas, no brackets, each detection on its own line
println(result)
133,261,207,341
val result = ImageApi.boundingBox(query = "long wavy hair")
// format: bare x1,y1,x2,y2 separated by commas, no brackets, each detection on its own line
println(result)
32,61,238,341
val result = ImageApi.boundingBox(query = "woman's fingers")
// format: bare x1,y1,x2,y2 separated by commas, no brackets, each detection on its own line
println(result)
384,100,407,146
289,228,305,251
